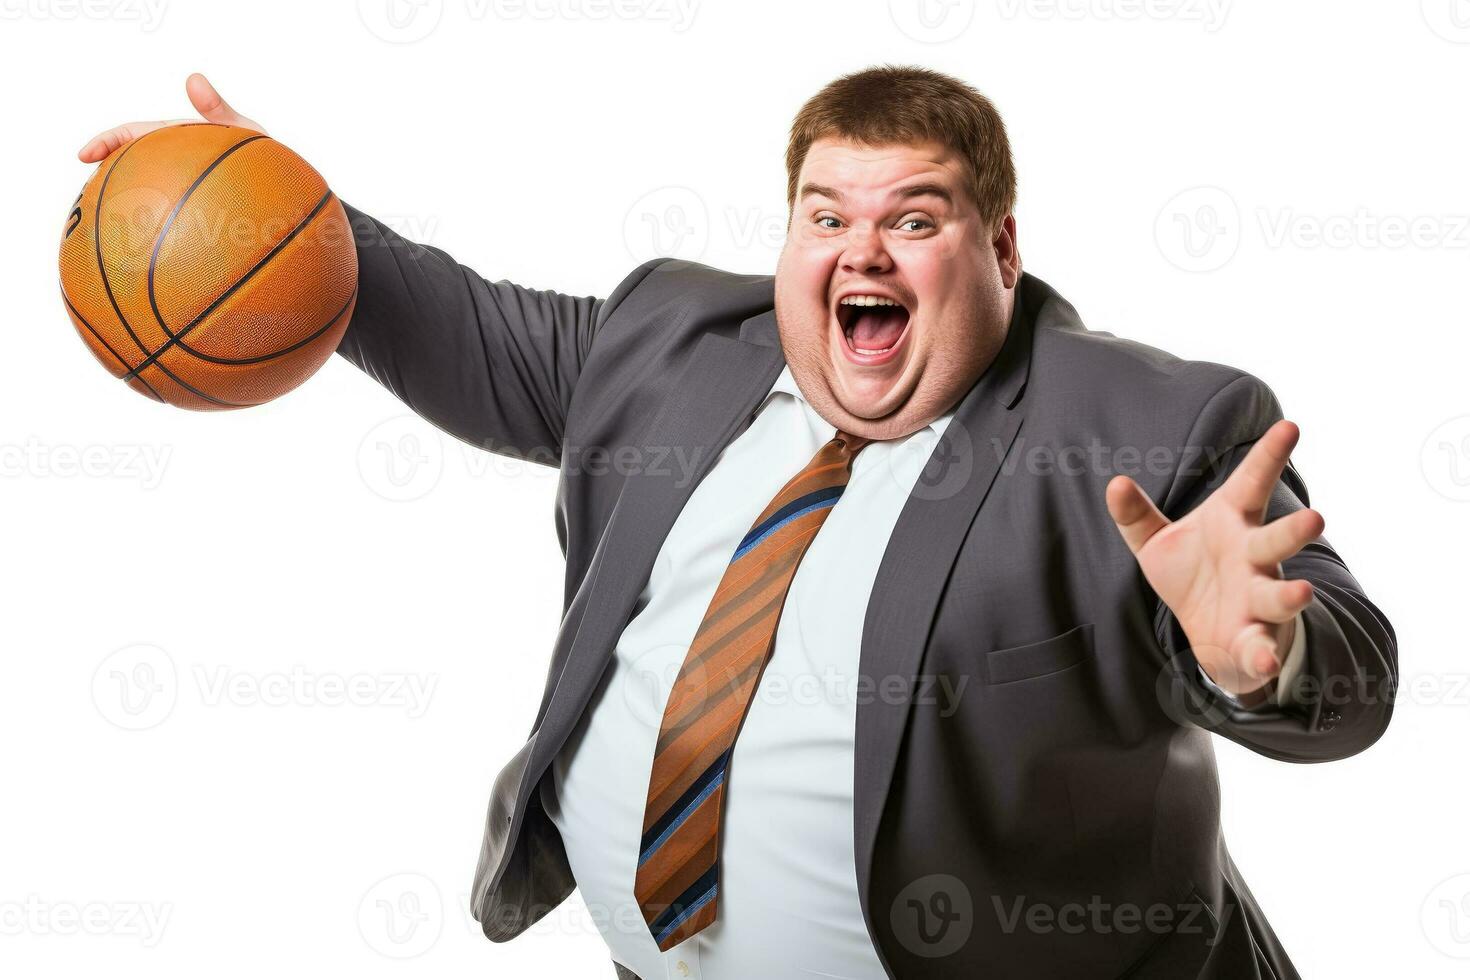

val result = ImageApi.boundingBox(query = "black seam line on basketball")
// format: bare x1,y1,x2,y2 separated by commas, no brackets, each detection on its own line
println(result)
170,285,357,365
90,123,223,358
89,128,243,406
59,284,164,402
136,357,251,408
126,186,338,379
92,134,159,361
146,134,272,341
121,188,335,383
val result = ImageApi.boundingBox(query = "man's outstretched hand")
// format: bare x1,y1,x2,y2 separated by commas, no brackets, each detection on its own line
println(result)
1106,419,1323,697
77,73,265,163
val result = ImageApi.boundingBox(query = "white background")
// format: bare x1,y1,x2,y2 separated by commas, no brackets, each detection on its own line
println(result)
2,0,1466,976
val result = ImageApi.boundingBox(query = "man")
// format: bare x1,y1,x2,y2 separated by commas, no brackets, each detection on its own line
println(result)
80,66,1396,979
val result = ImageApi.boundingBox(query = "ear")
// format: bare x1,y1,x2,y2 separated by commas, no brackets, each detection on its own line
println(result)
992,214,1021,288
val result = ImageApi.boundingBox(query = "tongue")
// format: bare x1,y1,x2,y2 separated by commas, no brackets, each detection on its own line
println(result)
848,307,909,350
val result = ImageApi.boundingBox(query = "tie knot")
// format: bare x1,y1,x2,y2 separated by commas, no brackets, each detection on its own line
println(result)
833,429,874,459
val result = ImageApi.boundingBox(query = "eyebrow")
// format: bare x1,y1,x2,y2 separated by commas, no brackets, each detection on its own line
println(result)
798,181,954,207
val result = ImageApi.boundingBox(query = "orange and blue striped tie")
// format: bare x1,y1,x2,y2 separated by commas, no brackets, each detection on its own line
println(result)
634,427,873,951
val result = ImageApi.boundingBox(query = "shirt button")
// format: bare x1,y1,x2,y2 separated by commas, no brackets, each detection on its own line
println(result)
666,952,699,979
664,939,700,978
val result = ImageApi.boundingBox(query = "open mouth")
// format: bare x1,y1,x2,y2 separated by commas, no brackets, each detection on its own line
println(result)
836,295,912,362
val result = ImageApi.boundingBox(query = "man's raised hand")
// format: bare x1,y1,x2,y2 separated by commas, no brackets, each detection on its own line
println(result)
1106,419,1323,696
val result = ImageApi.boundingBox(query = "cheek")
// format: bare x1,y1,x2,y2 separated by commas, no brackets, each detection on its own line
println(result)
905,247,986,317
780,251,836,301
905,271,948,321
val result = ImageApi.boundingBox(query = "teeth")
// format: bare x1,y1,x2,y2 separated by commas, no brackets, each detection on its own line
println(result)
838,294,907,356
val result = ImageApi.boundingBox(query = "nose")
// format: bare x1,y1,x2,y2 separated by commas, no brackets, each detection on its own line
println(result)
839,226,893,276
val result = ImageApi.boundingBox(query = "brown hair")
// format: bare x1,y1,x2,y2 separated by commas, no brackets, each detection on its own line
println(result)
785,65,1017,233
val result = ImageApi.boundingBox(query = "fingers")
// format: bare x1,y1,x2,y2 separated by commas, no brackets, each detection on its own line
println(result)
1248,576,1314,623
1205,625,1282,686
1247,507,1324,566
1224,419,1299,520
1239,629,1284,682
76,74,265,164
77,119,190,162
1106,474,1170,556
185,72,265,134
1194,633,1278,692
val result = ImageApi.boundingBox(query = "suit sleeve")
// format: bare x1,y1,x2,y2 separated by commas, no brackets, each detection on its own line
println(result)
334,201,665,464
1152,373,1398,763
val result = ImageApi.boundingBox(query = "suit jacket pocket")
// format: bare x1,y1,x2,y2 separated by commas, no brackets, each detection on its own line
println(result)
984,622,1096,685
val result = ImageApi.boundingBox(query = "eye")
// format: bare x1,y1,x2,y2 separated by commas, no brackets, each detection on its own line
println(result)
815,214,844,230
898,217,934,233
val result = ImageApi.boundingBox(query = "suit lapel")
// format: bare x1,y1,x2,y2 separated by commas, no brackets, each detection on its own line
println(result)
851,279,1036,936
524,313,786,783
517,276,1040,933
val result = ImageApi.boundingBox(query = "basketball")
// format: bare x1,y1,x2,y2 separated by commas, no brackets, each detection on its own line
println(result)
58,122,357,409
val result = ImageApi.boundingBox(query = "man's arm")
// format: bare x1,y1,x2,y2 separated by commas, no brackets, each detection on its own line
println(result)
337,203,666,464
1150,375,1398,762
75,73,666,465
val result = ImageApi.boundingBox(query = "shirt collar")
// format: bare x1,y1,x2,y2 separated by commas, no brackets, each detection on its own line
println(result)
763,363,957,437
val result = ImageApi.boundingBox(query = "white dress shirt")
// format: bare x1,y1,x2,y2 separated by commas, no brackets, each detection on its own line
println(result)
542,363,949,979
540,363,1305,979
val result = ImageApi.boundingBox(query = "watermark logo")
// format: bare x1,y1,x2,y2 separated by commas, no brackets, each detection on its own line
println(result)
357,0,697,41
1154,650,1234,731
92,646,438,727
1257,208,1470,250
992,892,1222,939
620,641,695,729
0,896,173,946
890,873,974,957
624,186,709,263
0,0,167,31
358,415,445,502
889,0,976,43
900,418,980,503
1421,416,1470,502
1155,186,1240,273
192,665,437,717
358,0,445,42
359,872,444,958
1422,0,1470,43
97,185,174,278
1158,189,1470,272
1422,873,1470,958
92,644,179,731
995,0,1230,31
0,437,171,488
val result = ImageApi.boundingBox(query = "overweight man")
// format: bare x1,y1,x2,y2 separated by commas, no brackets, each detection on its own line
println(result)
80,66,1397,979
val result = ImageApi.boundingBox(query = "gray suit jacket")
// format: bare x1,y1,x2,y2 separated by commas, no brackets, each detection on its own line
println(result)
335,203,1396,980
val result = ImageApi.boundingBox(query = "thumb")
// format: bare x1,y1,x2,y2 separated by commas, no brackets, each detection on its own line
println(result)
1106,474,1170,556
185,73,264,133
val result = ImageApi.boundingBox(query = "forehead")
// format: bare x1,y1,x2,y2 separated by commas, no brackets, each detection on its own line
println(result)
798,136,966,201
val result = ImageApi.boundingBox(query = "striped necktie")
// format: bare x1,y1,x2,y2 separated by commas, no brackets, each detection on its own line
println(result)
634,427,873,952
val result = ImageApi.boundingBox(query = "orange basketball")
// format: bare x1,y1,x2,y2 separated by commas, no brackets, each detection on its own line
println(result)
58,123,357,409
